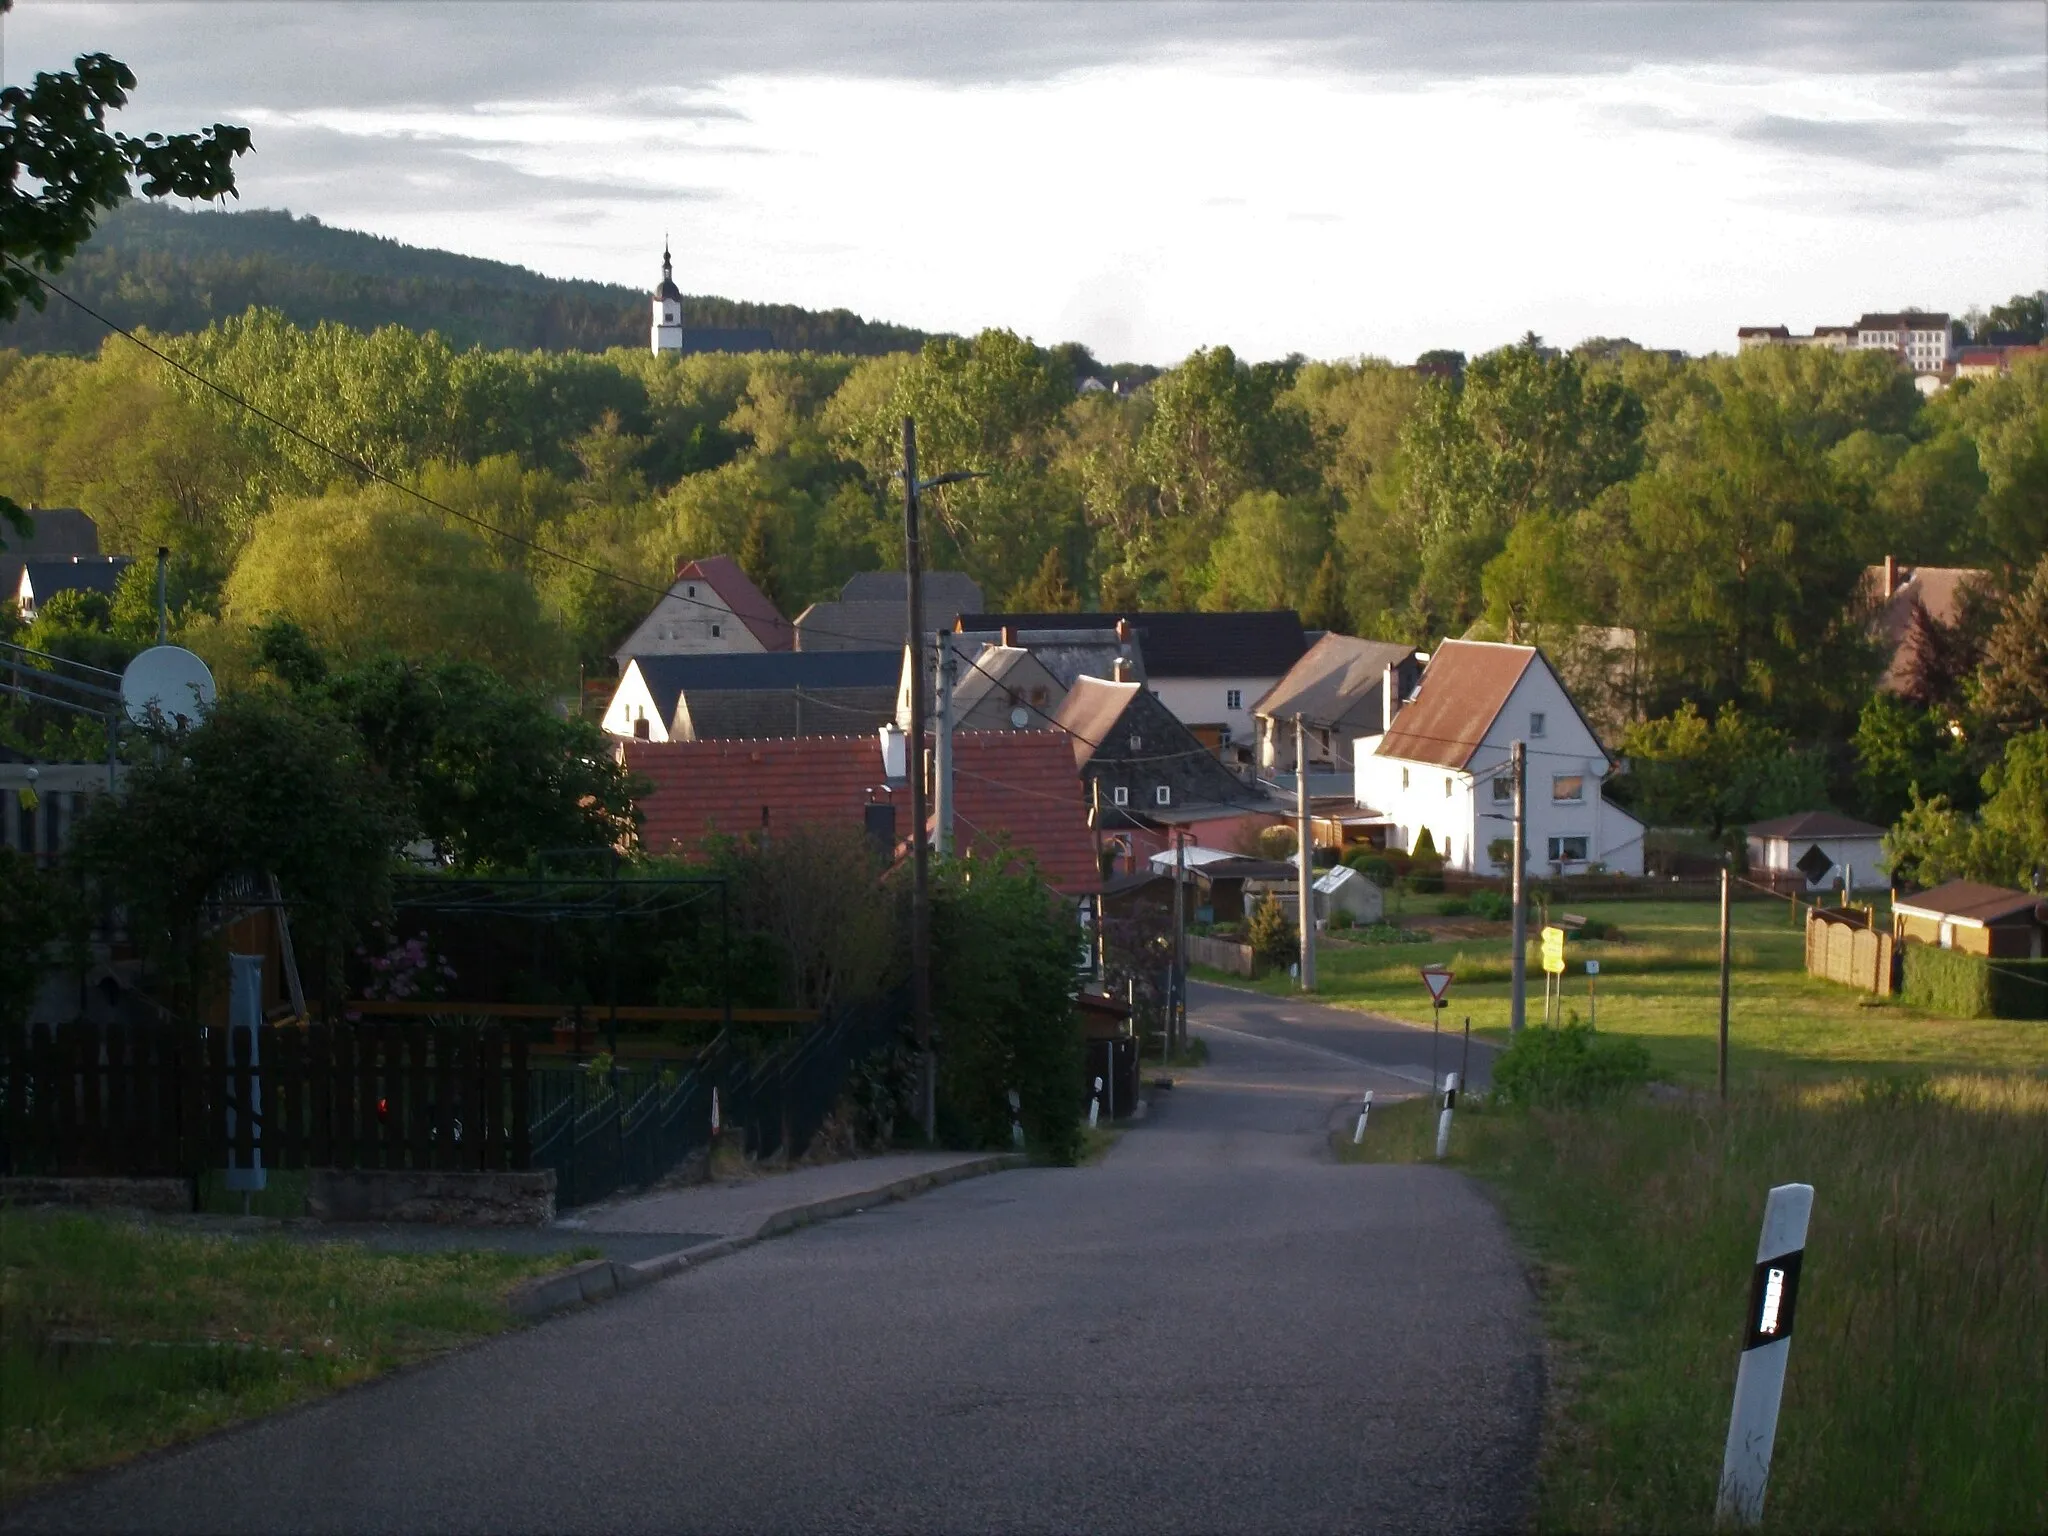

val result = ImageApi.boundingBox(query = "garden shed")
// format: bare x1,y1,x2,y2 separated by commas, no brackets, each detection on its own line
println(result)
1891,881,2047,960
1313,864,1383,926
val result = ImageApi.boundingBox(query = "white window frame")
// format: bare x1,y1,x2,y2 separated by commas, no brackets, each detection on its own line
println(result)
1225,688,1241,710
1155,785,1171,806
1112,785,1129,807
1547,835,1588,863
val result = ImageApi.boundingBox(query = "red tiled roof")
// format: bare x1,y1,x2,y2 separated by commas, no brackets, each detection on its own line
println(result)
681,555,793,652
1374,640,1534,768
624,730,1098,894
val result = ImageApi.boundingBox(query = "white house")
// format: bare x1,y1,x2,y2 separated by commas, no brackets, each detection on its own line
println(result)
612,555,792,665
1352,640,1644,877
1745,812,1888,892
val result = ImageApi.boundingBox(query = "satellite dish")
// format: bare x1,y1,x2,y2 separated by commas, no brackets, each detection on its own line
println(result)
121,645,216,728
1009,705,1030,729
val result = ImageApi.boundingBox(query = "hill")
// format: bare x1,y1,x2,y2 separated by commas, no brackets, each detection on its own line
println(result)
0,202,933,357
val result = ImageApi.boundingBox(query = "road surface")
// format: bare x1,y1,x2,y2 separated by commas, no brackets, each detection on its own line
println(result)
1190,977,1501,1092
10,990,1539,1535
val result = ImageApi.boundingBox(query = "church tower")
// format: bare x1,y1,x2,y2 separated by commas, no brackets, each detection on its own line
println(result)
650,242,683,354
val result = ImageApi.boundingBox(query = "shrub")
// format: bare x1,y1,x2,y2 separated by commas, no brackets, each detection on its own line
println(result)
1411,828,1438,860
1469,889,1513,922
1329,908,1355,931
1357,922,1429,945
1902,945,2048,1020
1489,1022,1652,1109
1348,852,1396,888
1439,896,1472,916
1404,865,1445,895
1257,825,1298,861
1246,893,1296,972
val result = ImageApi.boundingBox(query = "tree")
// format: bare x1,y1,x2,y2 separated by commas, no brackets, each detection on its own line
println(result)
1005,547,1079,612
1617,701,1828,843
1882,729,2048,891
1479,511,1587,644
1851,693,1974,825
1300,550,1349,633
1971,554,2048,740
1983,290,2047,343
1246,892,1296,973
1204,491,1328,611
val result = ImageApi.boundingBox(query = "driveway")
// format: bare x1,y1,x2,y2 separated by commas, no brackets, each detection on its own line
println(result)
9,1001,1540,1534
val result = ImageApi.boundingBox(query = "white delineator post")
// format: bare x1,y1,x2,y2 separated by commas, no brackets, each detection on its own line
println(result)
1717,1182,1815,1528
1352,1089,1374,1144
1434,1072,1459,1160
1089,1076,1103,1130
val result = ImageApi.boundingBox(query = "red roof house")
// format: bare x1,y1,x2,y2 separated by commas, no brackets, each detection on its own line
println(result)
624,730,1099,894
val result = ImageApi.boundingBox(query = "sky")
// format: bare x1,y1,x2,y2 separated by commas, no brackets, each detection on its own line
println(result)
6,1,2046,363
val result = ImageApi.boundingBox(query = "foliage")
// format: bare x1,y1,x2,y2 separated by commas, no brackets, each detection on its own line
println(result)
1487,1021,1651,1108
1900,946,2048,1021
1256,824,1297,861
0,849,75,1027
1617,701,1827,841
1245,892,1296,972
1883,730,2048,890
927,858,1084,1163
1971,553,2048,739
1850,692,1974,825
1345,851,1396,887
693,824,897,1012
1005,546,1080,612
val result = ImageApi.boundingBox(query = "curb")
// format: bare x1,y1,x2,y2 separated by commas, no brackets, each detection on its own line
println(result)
509,1153,1026,1322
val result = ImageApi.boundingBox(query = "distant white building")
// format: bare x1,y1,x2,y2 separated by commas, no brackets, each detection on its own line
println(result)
612,555,792,665
1353,640,1645,878
651,243,683,354
1736,312,1951,374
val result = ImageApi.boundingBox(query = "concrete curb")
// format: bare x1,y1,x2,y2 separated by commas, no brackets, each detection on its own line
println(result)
510,1153,1026,1322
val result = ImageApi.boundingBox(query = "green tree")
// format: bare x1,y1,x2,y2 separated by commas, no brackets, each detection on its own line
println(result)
1851,693,1974,825
1205,490,1328,611
1882,729,2048,891
1245,892,1297,973
1005,546,1079,612
1970,554,2048,740
1617,701,1828,843
1300,549,1349,632
1479,511,1588,644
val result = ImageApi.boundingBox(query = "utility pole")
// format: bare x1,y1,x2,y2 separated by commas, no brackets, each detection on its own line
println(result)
1295,714,1315,991
1718,857,1732,1101
902,417,934,1141
935,636,956,857
1509,739,1527,1035
1172,829,1188,1057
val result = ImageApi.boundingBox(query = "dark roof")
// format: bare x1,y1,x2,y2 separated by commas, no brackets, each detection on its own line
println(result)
1892,881,2043,925
951,627,1144,689
1374,641,1535,768
627,651,900,729
17,554,131,603
1745,811,1887,840
673,555,793,651
1737,326,1791,338
1253,634,1418,726
1854,312,1949,331
957,610,1306,679
1053,677,1142,768
839,570,983,613
678,687,898,741
794,575,980,652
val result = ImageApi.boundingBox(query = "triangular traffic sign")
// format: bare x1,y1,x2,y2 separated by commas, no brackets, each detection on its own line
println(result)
1420,966,1453,1002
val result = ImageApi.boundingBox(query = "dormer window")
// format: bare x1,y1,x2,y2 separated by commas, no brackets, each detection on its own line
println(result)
1155,785,1171,806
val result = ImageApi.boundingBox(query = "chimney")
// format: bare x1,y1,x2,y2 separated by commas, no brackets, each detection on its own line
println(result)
1001,625,1016,647
1113,657,1132,683
863,799,897,854
1884,554,1899,599
878,723,907,781
1114,618,1132,645
1383,664,1397,734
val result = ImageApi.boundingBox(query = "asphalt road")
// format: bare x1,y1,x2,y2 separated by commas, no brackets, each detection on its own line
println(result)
9,994,1539,1535
1190,978,1501,1092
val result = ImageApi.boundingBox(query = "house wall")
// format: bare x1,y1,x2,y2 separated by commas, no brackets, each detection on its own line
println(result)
600,665,671,741
1149,676,1276,750
612,578,766,662
1893,911,2044,959
1748,834,1887,889
1352,660,1647,878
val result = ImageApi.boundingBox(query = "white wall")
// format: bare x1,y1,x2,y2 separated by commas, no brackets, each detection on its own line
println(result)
1150,676,1275,748
1750,834,1887,889
600,662,672,741
613,577,766,663
1353,738,1481,869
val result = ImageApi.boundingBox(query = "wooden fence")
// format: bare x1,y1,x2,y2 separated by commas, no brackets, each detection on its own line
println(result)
1804,909,1895,997
1188,935,1255,977
1,1020,530,1179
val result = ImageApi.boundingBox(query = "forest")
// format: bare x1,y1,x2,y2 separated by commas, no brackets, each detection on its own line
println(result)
2,295,2044,859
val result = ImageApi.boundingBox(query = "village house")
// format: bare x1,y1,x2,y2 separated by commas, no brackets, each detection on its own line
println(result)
1252,633,1422,775
601,651,900,742
1745,812,1888,894
1353,639,1645,878
1863,556,1990,698
611,555,793,664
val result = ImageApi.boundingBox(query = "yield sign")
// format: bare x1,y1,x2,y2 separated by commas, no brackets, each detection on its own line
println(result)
1420,966,1453,1003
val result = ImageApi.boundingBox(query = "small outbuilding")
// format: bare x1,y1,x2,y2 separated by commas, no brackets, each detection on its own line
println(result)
1745,812,1888,892
1313,864,1384,926
1891,881,2047,960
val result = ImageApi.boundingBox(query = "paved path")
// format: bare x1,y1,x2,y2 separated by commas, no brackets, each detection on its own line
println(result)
10,1001,1540,1534
1190,978,1501,1091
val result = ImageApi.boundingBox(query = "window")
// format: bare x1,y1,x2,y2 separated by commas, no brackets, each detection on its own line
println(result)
1113,785,1129,806
710,623,722,638
1493,774,1513,802
633,717,650,741
1445,776,1453,797
1155,785,1172,806
1226,689,1242,710
1552,774,1584,803
1219,725,1233,746
686,584,697,597
1129,733,1143,751
1547,836,1588,862
1401,767,1409,790
1529,711,1546,738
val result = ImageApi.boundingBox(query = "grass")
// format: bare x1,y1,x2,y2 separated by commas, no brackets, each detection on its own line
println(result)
1202,898,2045,1085
1339,1078,2048,1532
0,1211,582,1503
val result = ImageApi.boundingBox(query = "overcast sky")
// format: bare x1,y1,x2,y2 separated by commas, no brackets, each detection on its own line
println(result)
8,2,2045,362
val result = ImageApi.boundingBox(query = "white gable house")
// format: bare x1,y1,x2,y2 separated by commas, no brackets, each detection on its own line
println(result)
1353,640,1644,878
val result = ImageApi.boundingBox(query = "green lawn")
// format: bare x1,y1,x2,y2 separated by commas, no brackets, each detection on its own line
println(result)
1339,1079,2048,1532
0,1212,585,1503
1203,898,2046,1084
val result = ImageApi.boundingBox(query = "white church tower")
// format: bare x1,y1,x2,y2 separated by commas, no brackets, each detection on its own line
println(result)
650,242,683,354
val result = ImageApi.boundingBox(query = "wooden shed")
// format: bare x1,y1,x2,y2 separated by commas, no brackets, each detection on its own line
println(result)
1891,881,2047,960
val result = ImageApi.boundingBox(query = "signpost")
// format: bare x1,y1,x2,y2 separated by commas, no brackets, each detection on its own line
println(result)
1420,967,1452,1087
1540,925,1565,1023
1586,958,1600,1030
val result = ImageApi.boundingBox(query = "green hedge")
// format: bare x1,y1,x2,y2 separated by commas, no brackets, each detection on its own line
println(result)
1901,945,2048,1020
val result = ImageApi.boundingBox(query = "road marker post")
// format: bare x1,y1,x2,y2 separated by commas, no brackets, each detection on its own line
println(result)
1352,1089,1373,1144
1585,959,1599,1030
1089,1076,1102,1130
1716,1182,1814,1527
1434,1072,1459,1160
1008,1088,1023,1148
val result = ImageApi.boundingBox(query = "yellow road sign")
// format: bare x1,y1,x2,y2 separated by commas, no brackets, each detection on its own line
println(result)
1541,924,1566,975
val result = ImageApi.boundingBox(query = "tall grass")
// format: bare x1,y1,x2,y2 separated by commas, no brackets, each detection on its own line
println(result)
1346,1076,2048,1532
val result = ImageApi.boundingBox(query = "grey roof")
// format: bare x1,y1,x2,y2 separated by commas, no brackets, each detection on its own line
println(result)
958,610,1306,679
18,554,131,604
951,627,1145,689
1746,811,1887,841
1253,634,1419,726
839,570,983,614
678,686,898,741
628,650,900,729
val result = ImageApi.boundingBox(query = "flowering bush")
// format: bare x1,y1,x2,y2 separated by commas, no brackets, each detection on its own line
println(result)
356,925,457,1002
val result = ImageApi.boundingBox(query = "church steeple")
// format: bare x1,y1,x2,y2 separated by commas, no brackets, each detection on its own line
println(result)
651,238,683,354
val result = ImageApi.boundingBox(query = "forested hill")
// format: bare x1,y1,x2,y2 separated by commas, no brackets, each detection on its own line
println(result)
0,202,933,357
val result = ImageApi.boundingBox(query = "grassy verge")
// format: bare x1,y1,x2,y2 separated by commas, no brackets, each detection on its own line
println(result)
0,1212,582,1503
1205,899,2044,1085
1340,1078,2048,1532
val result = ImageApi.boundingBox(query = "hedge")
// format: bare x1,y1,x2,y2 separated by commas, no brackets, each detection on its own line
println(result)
1900,945,2048,1021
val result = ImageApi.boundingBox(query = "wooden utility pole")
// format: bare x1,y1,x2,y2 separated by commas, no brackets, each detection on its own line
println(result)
1295,714,1315,991
902,417,934,1140
1718,858,1732,1101
1509,739,1527,1035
